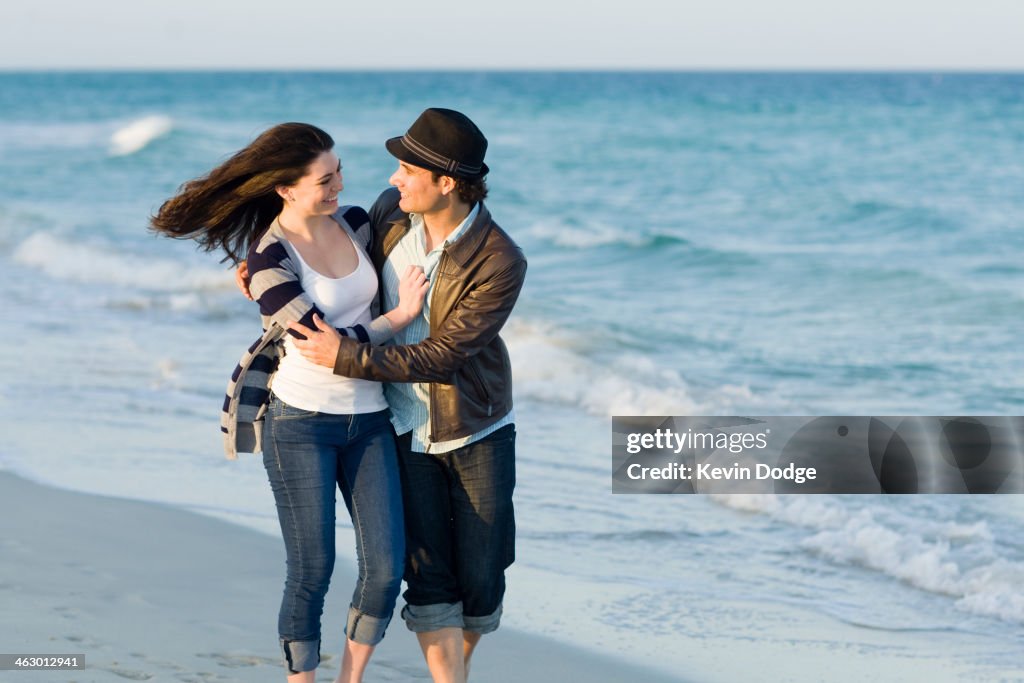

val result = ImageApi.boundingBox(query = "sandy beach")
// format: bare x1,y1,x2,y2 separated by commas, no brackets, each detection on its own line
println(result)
0,471,686,683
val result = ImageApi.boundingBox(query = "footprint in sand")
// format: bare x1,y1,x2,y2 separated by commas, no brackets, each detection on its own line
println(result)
174,674,232,682
371,657,433,681
62,560,117,581
147,657,185,671
118,592,155,607
64,633,104,649
55,606,84,621
196,652,280,668
107,667,154,680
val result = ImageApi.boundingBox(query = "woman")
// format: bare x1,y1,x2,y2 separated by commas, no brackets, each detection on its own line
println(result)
151,123,427,683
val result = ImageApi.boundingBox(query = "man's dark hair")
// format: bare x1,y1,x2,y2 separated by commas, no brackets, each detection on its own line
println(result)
432,172,488,205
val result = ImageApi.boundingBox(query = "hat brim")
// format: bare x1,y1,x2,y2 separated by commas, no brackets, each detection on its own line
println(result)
385,136,488,179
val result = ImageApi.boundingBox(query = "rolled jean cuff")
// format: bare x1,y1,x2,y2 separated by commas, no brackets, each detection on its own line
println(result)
281,638,319,674
346,605,392,646
464,602,502,635
401,601,465,633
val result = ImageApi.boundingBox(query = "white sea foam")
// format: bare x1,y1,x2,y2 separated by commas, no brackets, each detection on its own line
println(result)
713,493,1024,623
526,221,663,249
109,115,174,156
801,511,962,595
956,560,1024,622
504,319,753,416
13,232,232,292
707,494,780,514
939,520,994,542
801,510,1024,623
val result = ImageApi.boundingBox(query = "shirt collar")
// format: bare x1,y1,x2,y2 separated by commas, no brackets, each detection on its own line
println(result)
409,203,480,254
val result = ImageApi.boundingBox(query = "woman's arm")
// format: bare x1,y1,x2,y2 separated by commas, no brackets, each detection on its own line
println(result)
240,248,426,343
380,265,429,331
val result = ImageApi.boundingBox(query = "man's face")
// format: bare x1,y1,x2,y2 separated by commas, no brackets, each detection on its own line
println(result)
389,161,445,214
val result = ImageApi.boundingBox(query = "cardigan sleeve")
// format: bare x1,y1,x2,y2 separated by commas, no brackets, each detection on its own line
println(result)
247,218,394,345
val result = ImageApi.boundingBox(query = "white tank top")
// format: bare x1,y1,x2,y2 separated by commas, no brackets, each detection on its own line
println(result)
269,230,388,414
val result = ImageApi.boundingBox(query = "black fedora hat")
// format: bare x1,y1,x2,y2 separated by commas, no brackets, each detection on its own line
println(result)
386,108,488,179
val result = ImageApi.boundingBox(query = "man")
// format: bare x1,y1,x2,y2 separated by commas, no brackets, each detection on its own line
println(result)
287,108,526,683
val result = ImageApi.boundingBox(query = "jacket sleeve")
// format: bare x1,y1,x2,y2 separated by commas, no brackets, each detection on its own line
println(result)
332,256,527,383
248,238,394,344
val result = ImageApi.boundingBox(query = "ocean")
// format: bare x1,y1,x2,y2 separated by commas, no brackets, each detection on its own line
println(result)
1,71,1022,681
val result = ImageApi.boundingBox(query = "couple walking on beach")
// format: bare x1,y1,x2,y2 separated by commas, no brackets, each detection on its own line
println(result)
151,108,525,683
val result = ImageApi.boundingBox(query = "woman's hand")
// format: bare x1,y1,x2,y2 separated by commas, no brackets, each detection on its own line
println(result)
387,265,429,329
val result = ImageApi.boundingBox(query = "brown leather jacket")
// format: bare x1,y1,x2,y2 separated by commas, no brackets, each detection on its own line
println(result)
332,187,527,443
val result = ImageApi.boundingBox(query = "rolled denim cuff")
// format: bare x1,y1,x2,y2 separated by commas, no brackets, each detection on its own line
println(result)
281,638,319,674
346,605,393,646
401,601,465,633
464,602,502,635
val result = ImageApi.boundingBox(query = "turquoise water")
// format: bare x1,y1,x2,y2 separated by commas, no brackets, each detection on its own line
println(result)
1,72,1023,681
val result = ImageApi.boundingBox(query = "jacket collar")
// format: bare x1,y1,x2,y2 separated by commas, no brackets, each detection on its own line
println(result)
388,201,493,269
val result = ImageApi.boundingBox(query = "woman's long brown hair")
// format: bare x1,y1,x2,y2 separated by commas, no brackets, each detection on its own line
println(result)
150,122,334,263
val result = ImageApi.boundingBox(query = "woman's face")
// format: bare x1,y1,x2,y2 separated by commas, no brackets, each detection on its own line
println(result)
282,150,343,215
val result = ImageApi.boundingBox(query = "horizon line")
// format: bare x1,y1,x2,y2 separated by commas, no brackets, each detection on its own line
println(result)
2,66,1024,75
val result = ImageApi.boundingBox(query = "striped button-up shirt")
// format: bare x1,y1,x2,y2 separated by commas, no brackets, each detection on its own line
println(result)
381,203,514,453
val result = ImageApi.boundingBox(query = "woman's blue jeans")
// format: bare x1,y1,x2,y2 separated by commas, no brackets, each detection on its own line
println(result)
262,397,404,674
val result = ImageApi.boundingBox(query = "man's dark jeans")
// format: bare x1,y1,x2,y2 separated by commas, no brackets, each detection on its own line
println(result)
396,424,516,634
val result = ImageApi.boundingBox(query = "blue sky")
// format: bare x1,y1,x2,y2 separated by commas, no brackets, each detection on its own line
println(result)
2,0,1023,70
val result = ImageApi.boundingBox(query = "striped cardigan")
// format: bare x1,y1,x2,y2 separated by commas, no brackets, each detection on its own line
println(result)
220,205,393,459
